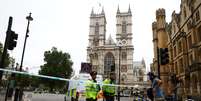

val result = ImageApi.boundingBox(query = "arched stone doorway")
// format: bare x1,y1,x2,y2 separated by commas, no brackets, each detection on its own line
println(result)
104,52,115,78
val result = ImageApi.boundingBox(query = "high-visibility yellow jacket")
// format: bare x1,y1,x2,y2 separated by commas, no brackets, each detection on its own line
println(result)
67,88,76,98
102,79,115,96
85,80,100,100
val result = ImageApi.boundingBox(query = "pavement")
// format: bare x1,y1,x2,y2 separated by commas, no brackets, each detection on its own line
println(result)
1,91,135,101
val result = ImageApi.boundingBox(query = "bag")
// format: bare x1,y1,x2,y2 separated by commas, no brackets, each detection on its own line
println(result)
147,88,154,101
97,90,104,99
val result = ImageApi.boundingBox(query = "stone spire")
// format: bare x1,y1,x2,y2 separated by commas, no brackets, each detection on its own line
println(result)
128,4,132,14
101,7,105,15
91,7,94,16
106,34,115,45
117,5,120,14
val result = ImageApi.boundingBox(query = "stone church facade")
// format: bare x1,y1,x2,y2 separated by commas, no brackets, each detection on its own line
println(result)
86,6,134,85
133,59,147,82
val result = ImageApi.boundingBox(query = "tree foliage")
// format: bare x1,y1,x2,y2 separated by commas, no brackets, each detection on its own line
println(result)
0,42,11,67
39,47,73,91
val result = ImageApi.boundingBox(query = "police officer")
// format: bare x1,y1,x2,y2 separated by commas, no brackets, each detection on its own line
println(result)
102,73,116,101
85,71,100,101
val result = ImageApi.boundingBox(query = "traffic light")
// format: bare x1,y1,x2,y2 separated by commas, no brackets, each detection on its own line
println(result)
159,48,169,65
7,30,18,50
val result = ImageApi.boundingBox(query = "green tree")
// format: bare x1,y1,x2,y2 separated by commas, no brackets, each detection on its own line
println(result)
39,47,73,92
0,42,11,67
15,73,31,87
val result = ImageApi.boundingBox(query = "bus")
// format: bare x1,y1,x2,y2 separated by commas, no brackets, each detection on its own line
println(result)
67,73,103,101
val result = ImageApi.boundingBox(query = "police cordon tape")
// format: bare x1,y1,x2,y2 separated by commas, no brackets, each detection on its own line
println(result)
0,68,147,88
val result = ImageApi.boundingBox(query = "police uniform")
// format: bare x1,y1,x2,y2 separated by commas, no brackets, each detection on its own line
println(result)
85,71,100,101
102,78,115,101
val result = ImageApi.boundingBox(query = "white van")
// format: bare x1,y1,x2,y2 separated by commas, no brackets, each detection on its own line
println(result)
67,73,103,101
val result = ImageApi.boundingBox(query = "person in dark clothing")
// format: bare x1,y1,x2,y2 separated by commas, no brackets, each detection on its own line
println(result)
147,72,165,101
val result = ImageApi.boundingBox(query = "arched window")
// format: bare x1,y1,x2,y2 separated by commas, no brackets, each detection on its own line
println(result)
95,22,99,35
122,21,127,34
104,52,115,76
122,52,127,60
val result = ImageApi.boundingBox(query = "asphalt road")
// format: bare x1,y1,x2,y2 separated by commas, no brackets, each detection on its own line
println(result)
25,92,65,101
24,92,134,101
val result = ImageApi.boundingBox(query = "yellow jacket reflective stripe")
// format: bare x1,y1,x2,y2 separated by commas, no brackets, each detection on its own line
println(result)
102,79,115,96
85,80,99,99
67,89,76,97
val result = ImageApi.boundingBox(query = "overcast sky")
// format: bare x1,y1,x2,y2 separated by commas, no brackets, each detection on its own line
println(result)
0,0,181,74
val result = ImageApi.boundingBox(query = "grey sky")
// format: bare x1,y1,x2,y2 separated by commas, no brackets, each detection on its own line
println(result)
0,0,180,74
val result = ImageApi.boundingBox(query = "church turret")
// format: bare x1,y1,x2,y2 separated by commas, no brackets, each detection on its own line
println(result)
88,7,106,47
116,5,133,45
117,5,120,14
156,8,166,30
91,8,94,16
101,7,105,15
155,8,169,95
128,4,132,15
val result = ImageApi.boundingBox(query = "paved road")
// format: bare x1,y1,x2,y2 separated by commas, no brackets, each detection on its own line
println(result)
1,91,134,101
25,92,65,101
24,92,134,101
0,89,6,101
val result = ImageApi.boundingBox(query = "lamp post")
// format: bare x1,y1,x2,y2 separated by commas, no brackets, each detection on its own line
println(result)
117,40,123,101
20,13,33,71
17,13,33,101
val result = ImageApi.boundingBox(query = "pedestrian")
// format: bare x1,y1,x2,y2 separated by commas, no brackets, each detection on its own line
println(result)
85,71,100,101
102,72,116,101
147,72,165,101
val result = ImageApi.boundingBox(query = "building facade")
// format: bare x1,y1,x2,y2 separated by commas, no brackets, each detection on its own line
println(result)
133,59,149,88
86,6,134,85
152,0,201,99
133,59,147,82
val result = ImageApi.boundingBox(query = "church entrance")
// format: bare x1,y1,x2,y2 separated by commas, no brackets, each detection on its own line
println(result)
104,52,115,79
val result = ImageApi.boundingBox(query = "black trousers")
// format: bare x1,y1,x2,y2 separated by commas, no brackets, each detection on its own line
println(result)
86,98,97,101
104,96,114,101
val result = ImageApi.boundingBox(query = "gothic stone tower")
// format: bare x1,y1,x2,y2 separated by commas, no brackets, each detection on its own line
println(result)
154,8,169,94
87,6,134,85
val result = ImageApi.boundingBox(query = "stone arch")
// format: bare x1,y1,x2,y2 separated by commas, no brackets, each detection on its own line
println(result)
104,52,115,77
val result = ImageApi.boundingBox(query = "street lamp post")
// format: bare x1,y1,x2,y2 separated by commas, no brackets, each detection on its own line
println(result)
17,13,33,101
117,41,123,101
20,13,33,71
